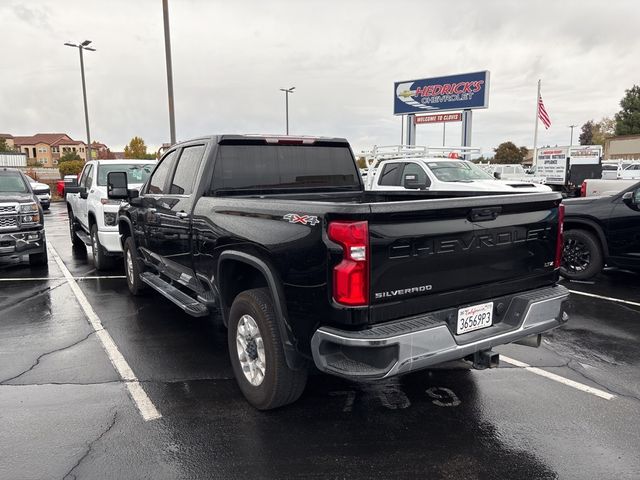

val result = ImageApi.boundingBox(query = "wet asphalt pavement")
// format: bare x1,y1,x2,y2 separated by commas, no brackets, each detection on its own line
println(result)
1,202,639,480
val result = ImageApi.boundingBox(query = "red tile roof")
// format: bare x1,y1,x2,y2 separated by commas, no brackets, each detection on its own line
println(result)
13,133,72,146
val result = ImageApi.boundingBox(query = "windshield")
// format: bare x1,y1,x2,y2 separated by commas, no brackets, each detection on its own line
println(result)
426,161,495,182
97,163,155,186
0,171,29,193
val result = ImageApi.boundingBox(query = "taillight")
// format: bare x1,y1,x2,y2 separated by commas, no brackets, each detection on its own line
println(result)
580,182,586,197
328,221,369,306
554,203,565,268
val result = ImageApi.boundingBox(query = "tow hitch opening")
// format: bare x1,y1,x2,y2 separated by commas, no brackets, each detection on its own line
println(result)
467,350,500,370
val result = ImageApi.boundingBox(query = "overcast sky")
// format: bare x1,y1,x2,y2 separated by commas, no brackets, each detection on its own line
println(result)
2,0,639,156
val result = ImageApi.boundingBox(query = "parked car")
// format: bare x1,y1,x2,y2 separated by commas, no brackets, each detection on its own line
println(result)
600,163,620,180
57,174,79,198
561,181,640,280
368,158,551,193
619,163,640,180
480,164,547,184
24,175,51,210
580,178,638,197
65,159,156,270
0,168,47,266
107,134,568,410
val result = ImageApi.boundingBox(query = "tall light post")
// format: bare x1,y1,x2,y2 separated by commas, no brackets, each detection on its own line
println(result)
162,0,176,145
569,124,577,146
65,40,95,162
280,87,295,135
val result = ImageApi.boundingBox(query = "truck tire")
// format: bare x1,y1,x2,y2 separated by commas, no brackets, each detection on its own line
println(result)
29,245,48,267
123,236,146,296
91,224,115,271
68,209,85,249
561,229,604,280
228,288,307,410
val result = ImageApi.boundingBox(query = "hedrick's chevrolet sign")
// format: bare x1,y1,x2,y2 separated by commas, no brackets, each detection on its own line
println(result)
394,71,490,115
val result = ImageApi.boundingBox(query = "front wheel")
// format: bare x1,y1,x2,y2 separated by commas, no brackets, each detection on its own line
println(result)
560,229,604,280
29,245,48,267
68,209,85,249
228,288,307,410
91,224,115,271
123,236,146,295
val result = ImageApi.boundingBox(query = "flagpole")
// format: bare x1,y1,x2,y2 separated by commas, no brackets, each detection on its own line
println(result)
532,79,541,168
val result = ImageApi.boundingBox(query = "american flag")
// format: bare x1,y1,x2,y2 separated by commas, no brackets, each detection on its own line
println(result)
538,95,551,129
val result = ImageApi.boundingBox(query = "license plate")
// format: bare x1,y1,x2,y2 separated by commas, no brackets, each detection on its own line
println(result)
457,302,494,335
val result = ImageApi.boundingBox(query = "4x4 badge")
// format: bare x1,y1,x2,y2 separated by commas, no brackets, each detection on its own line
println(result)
283,213,319,226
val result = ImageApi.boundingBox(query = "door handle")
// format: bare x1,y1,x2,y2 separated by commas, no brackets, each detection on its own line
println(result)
148,208,157,213
176,211,189,219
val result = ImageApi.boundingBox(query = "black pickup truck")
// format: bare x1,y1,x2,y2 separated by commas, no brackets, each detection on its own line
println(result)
0,168,47,266
561,181,640,280
107,135,569,409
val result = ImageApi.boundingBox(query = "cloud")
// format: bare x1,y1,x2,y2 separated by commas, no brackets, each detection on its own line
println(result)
1,0,639,155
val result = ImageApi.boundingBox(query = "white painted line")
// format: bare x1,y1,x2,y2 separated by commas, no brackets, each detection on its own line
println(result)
567,289,640,308
501,355,615,401
48,244,162,421
0,276,126,282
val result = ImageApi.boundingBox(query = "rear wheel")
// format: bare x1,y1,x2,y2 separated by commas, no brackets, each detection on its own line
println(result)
123,236,146,295
228,288,307,410
90,224,115,271
561,229,603,280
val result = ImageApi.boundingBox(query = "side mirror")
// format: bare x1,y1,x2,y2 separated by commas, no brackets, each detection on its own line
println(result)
403,174,427,190
65,185,85,195
107,171,129,199
622,190,640,207
493,171,502,179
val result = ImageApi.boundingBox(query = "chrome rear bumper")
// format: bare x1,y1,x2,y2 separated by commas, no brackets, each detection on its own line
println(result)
311,285,570,379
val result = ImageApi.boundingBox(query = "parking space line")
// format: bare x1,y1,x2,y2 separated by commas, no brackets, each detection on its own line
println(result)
47,244,162,421
501,355,615,401
567,289,640,308
0,276,126,281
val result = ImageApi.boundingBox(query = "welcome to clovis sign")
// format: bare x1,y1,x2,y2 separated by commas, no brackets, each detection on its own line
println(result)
394,71,490,115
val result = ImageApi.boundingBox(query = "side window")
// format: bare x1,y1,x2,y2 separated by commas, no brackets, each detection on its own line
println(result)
378,162,403,186
79,164,93,188
147,151,178,194
169,145,205,195
402,163,430,186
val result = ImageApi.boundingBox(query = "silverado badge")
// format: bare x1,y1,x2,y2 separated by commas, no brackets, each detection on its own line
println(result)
283,213,319,226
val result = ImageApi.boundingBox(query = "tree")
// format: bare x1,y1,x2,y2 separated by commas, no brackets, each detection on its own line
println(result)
59,151,82,163
579,120,594,145
97,148,116,159
59,160,85,176
124,136,156,159
615,85,640,135
355,156,367,169
0,138,15,152
592,117,615,146
493,142,526,164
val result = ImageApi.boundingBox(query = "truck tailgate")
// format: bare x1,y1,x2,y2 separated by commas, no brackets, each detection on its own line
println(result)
367,192,562,323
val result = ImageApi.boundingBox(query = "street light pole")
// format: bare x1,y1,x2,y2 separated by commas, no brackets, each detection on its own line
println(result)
65,40,95,162
569,124,577,146
280,87,295,135
162,0,176,145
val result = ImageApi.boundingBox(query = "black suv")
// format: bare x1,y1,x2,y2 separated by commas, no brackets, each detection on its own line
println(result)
0,168,48,266
561,181,640,280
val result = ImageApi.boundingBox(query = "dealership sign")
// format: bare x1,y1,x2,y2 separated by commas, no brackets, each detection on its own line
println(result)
415,113,462,124
394,71,490,115
536,148,568,185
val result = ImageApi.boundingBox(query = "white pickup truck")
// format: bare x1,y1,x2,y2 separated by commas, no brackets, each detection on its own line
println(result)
367,158,551,193
66,159,156,270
